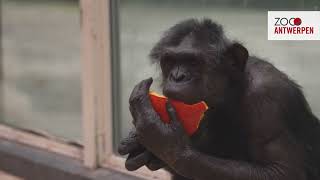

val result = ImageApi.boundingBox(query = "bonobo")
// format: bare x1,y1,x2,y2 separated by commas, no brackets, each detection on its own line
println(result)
118,19,320,180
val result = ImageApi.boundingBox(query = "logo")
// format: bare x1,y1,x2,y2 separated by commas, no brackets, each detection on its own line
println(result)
268,11,320,40
274,17,302,26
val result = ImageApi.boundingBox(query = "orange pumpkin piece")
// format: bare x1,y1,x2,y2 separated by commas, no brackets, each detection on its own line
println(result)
149,92,208,136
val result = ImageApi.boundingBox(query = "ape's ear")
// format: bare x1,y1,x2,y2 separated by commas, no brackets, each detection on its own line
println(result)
225,43,248,71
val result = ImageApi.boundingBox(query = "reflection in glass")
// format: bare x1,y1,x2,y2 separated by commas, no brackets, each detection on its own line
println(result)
1,0,81,142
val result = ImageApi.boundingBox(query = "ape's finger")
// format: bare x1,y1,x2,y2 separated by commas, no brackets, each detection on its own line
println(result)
129,106,138,125
166,101,182,128
118,139,143,156
118,130,144,155
129,78,154,126
146,155,166,171
125,151,152,171
129,78,153,105
138,77,153,96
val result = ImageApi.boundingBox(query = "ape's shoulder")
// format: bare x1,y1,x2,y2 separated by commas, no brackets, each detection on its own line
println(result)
244,56,300,97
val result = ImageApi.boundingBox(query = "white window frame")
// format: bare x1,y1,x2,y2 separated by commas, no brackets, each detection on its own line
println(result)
81,0,170,179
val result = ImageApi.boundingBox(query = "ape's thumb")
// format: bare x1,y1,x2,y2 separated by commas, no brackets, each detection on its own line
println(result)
166,101,180,127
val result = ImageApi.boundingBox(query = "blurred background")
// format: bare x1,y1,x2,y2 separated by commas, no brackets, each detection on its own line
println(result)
1,0,81,143
1,0,320,154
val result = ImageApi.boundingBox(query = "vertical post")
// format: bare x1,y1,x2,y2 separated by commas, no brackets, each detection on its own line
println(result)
109,0,121,152
80,0,112,168
0,0,3,119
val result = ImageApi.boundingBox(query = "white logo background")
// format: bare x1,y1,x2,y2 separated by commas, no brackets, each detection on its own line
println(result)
268,11,320,40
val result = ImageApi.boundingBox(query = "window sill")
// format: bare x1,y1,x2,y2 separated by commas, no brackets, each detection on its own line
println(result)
0,139,142,180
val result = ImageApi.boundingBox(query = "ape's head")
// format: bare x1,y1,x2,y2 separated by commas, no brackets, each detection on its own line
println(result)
150,19,249,107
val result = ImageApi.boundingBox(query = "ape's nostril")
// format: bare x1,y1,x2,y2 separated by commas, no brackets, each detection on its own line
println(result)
176,74,186,81
170,73,188,82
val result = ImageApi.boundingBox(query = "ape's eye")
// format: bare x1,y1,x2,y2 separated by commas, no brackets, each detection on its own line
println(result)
160,59,166,68
160,58,175,70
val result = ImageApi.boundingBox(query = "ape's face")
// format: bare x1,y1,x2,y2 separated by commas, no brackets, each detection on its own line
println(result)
159,48,230,107
152,21,248,107
160,52,206,104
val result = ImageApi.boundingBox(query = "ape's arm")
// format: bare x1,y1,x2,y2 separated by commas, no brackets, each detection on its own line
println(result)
172,85,307,180
129,78,307,180
172,132,306,180
171,86,307,180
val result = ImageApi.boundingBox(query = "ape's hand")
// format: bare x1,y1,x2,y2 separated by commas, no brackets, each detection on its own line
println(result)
118,129,166,171
129,78,192,167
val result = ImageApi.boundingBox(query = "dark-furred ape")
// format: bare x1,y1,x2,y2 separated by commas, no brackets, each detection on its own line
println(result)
118,18,320,180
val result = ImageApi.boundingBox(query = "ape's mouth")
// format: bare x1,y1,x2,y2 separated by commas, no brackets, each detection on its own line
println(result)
163,90,200,105
165,93,201,105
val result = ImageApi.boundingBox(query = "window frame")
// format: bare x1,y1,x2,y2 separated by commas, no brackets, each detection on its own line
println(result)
81,0,170,179
0,124,82,160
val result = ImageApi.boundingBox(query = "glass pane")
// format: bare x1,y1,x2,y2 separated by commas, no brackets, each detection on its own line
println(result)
114,0,320,143
1,0,81,142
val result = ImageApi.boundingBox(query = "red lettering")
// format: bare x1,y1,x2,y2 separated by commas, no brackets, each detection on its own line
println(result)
273,26,314,34
310,27,314,34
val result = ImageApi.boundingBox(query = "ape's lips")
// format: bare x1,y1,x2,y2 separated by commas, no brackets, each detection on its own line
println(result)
149,92,208,136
